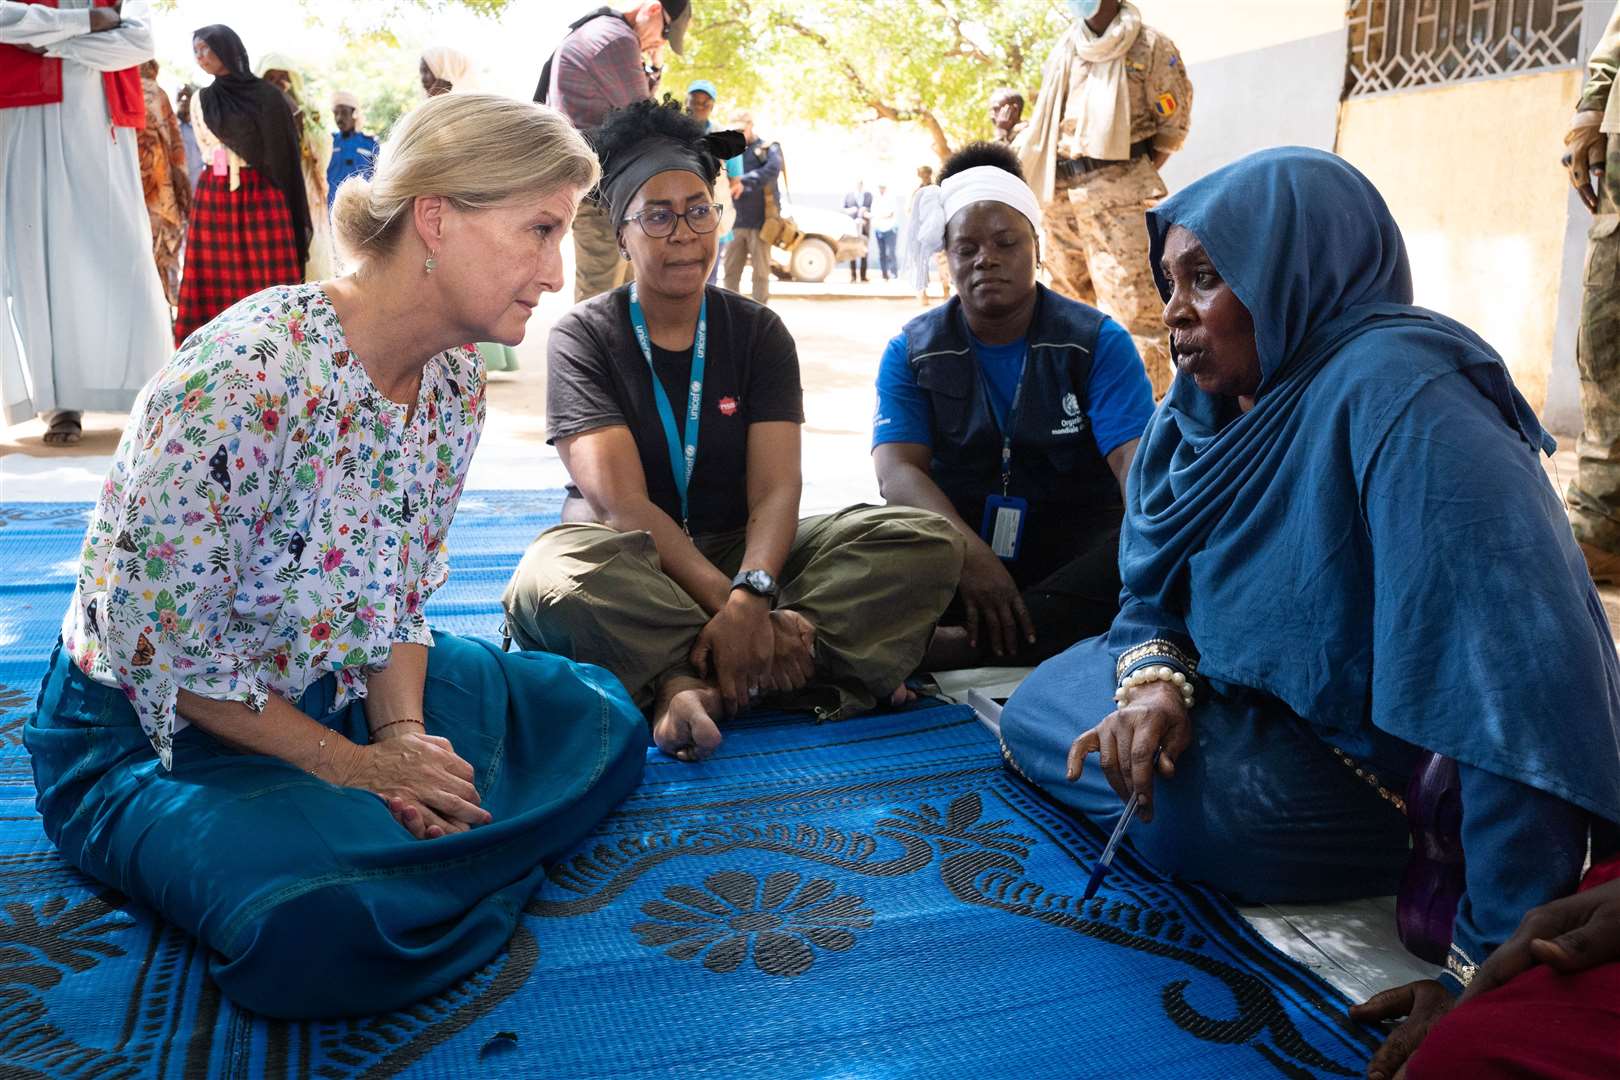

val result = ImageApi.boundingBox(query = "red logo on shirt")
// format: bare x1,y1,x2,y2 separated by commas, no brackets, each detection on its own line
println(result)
718,396,739,417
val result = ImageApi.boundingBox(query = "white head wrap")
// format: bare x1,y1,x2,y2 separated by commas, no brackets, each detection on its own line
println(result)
331,89,360,110
940,165,1043,235
421,46,476,92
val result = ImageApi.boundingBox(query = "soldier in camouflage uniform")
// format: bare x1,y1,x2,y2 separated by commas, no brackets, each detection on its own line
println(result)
1565,3,1620,580
1016,0,1192,396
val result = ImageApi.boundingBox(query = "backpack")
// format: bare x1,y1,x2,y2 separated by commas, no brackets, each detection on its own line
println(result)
534,6,621,104
757,144,802,249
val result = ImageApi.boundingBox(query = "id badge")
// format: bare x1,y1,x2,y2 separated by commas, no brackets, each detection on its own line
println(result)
980,494,1028,560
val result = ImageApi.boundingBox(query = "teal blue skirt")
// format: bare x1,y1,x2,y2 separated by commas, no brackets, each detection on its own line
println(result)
24,632,646,1019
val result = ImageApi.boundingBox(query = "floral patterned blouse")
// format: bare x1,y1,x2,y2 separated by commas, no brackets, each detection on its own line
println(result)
63,284,487,767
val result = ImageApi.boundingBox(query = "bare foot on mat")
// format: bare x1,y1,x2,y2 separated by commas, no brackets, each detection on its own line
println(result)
653,674,725,763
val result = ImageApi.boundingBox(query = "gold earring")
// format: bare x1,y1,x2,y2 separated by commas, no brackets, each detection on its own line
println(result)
424,254,437,274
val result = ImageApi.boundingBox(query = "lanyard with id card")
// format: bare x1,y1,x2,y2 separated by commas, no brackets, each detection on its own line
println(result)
628,282,707,533
979,352,1029,561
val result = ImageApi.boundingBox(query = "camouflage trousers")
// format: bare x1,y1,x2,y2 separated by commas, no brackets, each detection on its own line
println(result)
1041,156,1173,397
1567,136,1620,552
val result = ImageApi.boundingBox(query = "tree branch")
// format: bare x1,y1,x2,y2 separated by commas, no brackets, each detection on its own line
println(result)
930,0,998,66
772,13,954,160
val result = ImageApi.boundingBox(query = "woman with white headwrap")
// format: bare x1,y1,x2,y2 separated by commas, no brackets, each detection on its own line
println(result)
873,141,1156,670
420,46,476,97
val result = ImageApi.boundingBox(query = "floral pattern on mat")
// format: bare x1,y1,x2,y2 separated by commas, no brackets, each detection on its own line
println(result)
634,870,873,976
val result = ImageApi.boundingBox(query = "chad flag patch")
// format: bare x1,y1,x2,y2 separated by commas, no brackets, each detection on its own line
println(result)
1154,92,1178,117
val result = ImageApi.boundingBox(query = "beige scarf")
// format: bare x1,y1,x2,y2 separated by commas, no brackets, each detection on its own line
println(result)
1016,3,1144,202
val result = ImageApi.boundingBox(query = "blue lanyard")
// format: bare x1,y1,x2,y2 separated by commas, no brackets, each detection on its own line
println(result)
976,348,1029,497
628,282,707,529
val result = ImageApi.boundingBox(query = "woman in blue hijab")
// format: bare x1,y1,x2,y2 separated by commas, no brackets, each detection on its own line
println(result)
999,147,1620,1071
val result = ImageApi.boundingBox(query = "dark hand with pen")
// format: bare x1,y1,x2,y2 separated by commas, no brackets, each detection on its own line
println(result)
1066,680,1192,822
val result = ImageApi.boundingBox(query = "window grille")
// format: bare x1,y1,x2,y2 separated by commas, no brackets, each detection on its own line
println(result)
1345,0,1585,98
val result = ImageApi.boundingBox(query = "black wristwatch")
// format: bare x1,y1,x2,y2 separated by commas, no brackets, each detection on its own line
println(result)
731,569,779,600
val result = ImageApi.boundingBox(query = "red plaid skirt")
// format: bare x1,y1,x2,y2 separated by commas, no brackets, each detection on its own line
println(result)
174,166,302,345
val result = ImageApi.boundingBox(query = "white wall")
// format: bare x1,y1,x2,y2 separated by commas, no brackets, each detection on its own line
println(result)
1157,28,1349,193
1146,0,1348,64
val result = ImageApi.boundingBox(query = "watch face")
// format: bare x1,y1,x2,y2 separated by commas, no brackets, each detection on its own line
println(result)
734,569,777,597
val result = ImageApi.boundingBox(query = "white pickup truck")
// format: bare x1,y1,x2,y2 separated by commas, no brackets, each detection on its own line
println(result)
767,203,871,283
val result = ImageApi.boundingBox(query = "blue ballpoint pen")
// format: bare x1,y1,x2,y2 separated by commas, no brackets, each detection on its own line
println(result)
1082,790,1142,899
1082,749,1160,899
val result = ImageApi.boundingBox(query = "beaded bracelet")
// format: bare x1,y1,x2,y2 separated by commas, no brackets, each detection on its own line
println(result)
372,717,426,737
1113,665,1195,710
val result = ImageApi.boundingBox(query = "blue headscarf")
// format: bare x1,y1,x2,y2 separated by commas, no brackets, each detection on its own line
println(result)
1121,147,1620,823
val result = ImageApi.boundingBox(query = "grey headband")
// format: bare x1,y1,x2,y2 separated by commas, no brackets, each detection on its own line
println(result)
600,130,747,226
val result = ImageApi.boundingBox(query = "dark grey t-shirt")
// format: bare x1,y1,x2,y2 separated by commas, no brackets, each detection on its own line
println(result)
547,284,805,535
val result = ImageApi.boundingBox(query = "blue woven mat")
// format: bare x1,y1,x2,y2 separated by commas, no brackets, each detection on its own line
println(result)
0,496,1380,1078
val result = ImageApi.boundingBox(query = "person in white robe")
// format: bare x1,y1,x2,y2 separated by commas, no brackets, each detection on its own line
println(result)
0,0,171,444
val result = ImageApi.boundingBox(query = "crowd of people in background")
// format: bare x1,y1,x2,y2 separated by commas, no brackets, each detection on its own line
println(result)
0,0,997,451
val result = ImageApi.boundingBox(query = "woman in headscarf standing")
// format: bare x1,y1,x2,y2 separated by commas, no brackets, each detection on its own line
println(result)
418,44,518,373
998,147,1620,1077
259,53,335,281
173,25,311,345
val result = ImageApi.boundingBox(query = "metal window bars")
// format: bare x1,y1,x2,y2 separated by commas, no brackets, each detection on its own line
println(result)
1345,0,1585,99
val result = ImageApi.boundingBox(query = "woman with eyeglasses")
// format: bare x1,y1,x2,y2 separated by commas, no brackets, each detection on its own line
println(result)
502,101,964,763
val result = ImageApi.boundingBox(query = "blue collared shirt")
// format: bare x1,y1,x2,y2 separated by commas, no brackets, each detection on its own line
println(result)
326,130,379,208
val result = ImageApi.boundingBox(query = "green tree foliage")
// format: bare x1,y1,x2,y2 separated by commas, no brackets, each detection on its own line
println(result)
666,0,1073,162
299,51,421,140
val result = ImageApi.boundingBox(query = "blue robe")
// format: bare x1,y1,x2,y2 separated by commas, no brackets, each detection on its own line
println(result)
26,632,646,1019
1001,147,1620,994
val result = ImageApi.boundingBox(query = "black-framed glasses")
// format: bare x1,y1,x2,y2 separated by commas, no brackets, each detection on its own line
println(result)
624,203,722,238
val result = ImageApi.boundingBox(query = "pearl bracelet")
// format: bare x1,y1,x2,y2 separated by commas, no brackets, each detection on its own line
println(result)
1113,665,1195,710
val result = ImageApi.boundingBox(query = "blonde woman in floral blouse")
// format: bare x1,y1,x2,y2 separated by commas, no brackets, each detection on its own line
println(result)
25,94,646,1020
